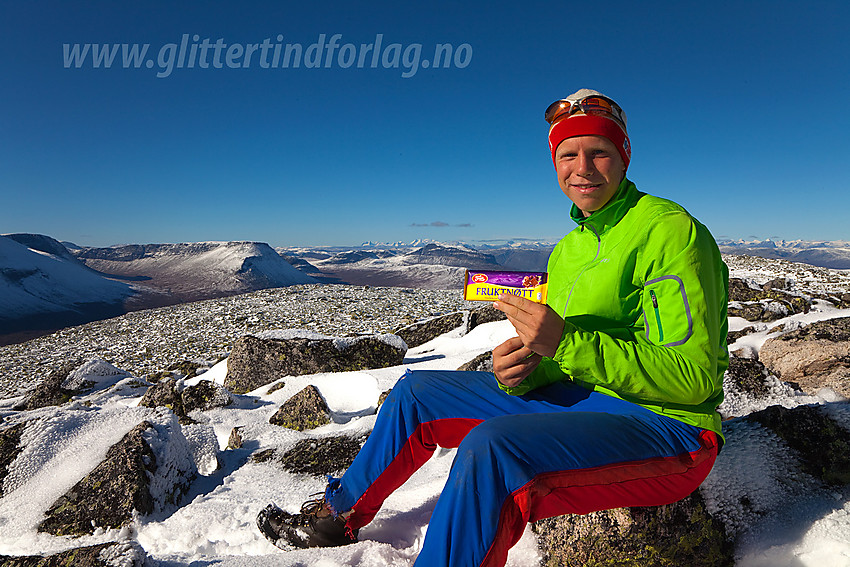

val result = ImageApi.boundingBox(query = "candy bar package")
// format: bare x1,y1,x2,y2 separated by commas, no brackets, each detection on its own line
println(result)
463,270,548,303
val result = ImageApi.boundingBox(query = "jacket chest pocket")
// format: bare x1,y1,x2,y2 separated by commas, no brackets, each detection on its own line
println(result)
642,275,693,347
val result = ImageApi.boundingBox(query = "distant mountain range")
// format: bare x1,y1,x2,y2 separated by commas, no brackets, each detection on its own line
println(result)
4,233,849,345
717,239,850,270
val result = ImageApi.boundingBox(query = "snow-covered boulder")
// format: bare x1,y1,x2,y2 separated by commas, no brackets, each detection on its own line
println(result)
38,413,196,536
0,541,146,566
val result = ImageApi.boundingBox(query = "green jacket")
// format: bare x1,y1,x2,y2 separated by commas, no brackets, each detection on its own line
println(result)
501,178,728,438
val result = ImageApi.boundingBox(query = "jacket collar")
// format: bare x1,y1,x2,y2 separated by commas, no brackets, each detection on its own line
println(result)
569,177,639,235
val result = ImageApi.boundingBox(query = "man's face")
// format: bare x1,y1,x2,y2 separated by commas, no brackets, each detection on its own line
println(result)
554,135,625,217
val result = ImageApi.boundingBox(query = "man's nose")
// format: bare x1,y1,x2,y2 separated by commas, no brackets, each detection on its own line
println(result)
577,152,595,175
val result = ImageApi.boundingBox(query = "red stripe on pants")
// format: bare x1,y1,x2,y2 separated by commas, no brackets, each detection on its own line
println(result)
346,417,484,531
480,430,720,567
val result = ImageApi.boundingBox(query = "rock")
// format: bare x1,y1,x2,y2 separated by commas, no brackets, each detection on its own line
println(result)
468,304,506,330
0,541,146,566
726,326,755,344
226,426,244,450
727,277,810,322
13,362,80,410
759,317,850,398
394,306,506,349
533,491,732,567
279,434,369,476
224,334,407,394
0,422,26,497
456,351,493,372
39,417,196,536
139,378,231,419
139,377,184,416
724,356,771,399
395,312,466,348
269,385,332,431
168,360,204,378
747,403,850,485
182,380,232,413
39,422,158,536
377,389,392,408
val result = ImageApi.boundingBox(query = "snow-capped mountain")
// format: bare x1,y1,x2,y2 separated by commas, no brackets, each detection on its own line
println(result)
0,235,133,338
73,241,316,303
282,243,502,289
718,239,850,270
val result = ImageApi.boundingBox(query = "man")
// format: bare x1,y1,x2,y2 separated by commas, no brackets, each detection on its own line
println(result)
257,89,728,567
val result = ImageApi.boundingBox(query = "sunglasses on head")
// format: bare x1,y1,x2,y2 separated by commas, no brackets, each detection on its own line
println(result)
544,95,626,128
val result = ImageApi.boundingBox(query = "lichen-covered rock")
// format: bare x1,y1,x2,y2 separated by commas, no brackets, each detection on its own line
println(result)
182,380,231,413
468,304,506,329
727,277,811,322
395,312,466,348
0,541,146,566
726,326,756,344
269,385,332,431
748,403,850,485
13,362,80,410
279,434,369,476
138,378,184,416
724,356,771,399
759,317,850,398
394,306,506,349
225,334,406,394
38,421,158,536
533,491,733,567
456,351,493,372
226,426,244,450
38,416,196,536
0,422,26,497
377,389,392,408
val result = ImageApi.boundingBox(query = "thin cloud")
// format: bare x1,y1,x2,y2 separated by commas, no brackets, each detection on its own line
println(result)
410,221,473,228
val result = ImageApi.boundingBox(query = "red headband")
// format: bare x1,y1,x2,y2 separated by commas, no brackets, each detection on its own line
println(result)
548,114,631,170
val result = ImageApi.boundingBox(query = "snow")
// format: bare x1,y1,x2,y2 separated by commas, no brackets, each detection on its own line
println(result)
1,269,850,564
0,235,132,318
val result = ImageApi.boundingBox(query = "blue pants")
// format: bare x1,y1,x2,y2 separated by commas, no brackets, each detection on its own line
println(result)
325,370,718,567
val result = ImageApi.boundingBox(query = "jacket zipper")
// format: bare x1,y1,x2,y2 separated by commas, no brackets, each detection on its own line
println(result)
649,289,664,342
563,222,601,317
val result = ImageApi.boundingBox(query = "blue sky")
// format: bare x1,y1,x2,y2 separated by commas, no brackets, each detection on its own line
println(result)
2,1,849,248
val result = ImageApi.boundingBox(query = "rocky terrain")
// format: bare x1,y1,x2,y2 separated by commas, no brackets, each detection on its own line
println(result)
0,253,849,566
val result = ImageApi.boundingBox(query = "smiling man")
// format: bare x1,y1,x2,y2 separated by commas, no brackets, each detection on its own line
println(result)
258,89,729,567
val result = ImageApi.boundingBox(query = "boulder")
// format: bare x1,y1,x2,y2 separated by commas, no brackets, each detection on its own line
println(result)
748,403,850,485
182,380,232,413
456,351,493,372
138,378,184,416
727,277,810,322
535,401,850,566
225,334,406,394
269,385,332,431
138,378,232,420
394,306,507,349
396,312,466,348
0,422,26,497
759,317,850,398
13,362,80,410
279,434,369,476
0,541,145,566
533,491,732,567
38,417,196,536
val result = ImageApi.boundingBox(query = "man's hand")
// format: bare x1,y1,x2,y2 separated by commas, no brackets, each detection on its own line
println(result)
492,336,541,388
493,293,565,358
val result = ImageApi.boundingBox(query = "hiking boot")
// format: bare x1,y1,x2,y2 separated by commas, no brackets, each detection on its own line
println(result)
257,494,358,549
